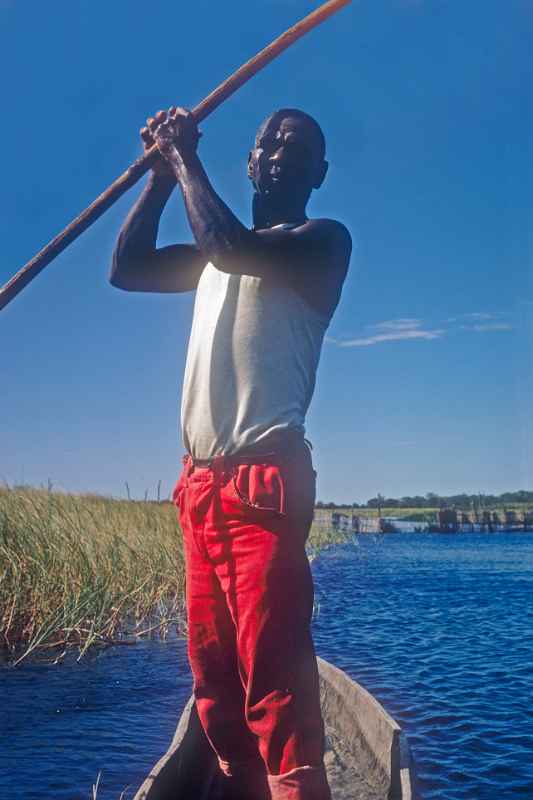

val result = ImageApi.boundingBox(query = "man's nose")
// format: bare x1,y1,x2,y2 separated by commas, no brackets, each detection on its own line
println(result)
269,145,285,161
269,146,286,163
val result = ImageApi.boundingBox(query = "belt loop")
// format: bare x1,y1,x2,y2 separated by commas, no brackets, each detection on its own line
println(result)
183,454,194,477
211,454,226,480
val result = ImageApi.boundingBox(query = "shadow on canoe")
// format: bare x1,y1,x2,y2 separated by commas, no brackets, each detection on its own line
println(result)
133,657,415,800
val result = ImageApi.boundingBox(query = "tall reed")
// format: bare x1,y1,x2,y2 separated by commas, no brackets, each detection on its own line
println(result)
0,487,185,665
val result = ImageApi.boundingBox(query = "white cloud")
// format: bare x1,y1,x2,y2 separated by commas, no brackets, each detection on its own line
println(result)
328,311,514,349
336,318,444,347
372,318,423,331
338,330,444,347
461,323,513,333
460,311,507,321
447,311,507,323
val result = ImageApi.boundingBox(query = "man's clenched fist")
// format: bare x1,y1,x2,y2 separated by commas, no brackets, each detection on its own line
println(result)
141,107,201,175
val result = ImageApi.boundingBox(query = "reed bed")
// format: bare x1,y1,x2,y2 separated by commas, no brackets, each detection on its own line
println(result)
1,486,347,666
0,487,186,665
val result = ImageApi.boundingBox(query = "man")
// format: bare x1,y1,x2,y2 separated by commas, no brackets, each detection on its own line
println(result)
110,106,351,800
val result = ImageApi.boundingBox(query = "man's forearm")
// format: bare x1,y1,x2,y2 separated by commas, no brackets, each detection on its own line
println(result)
111,174,175,278
170,152,255,269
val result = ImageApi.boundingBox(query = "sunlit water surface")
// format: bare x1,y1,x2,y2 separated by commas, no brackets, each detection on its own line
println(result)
1,533,532,799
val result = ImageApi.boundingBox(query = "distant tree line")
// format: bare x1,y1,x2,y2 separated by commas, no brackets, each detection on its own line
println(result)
316,490,533,510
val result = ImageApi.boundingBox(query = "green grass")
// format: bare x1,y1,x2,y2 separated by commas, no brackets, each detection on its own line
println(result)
0,486,348,665
307,519,354,553
0,487,186,665
347,506,439,519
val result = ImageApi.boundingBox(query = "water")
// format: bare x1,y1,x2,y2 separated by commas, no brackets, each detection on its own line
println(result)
0,639,192,799
311,533,533,800
1,533,533,799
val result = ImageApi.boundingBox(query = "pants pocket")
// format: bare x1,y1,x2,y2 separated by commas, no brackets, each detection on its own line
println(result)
230,463,286,516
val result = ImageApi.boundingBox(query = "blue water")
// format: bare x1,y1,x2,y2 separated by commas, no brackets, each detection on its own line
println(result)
1,533,533,799
0,640,192,799
311,533,533,800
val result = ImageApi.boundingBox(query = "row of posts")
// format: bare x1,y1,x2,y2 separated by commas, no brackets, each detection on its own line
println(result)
432,508,533,533
315,508,533,534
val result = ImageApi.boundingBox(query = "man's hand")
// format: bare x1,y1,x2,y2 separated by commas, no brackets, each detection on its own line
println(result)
150,107,202,170
140,109,177,178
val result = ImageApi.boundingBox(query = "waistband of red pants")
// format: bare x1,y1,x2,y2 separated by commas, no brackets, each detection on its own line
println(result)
184,433,312,470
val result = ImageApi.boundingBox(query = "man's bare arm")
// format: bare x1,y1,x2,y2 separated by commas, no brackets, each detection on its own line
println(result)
153,109,352,315
110,173,204,293
110,111,205,294
175,158,350,315
252,219,351,316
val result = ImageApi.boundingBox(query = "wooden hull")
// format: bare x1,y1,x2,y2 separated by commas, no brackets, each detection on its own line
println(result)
134,657,415,800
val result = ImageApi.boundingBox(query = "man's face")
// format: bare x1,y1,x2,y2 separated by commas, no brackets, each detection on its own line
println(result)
248,114,321,198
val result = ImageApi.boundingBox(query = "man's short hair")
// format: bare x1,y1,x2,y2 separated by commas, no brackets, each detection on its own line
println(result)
263,109,326,162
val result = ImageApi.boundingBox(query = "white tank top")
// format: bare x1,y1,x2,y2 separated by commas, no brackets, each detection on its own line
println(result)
181,248,329,459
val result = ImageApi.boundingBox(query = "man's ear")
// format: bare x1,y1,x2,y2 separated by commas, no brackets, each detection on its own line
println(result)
312,159,329,190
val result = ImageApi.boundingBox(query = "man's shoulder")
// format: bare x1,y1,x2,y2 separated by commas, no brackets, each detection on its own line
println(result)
305,217,351,237
254,218,351,261
302,218,352,248
291,219,351,317
254,218,351,247
249,218,351,316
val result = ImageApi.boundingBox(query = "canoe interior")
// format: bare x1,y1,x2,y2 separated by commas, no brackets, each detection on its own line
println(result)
134,657,415,800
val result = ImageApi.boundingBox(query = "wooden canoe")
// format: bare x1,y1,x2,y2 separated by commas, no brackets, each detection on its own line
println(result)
133,657,415,800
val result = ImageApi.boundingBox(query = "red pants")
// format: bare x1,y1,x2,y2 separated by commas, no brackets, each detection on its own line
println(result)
173,444,331,800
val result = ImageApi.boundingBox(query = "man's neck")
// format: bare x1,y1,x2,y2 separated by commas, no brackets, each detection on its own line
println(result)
252,192,308,230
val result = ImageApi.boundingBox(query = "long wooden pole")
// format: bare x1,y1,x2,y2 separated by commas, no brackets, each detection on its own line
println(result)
0,0,351,312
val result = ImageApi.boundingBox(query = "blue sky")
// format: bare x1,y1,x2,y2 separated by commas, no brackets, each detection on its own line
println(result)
1,0,533,504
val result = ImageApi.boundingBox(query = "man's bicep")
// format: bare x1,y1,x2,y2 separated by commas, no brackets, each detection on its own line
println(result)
256,220,351,273
259,222,351,315
113,244,205,293
253,223,348,284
